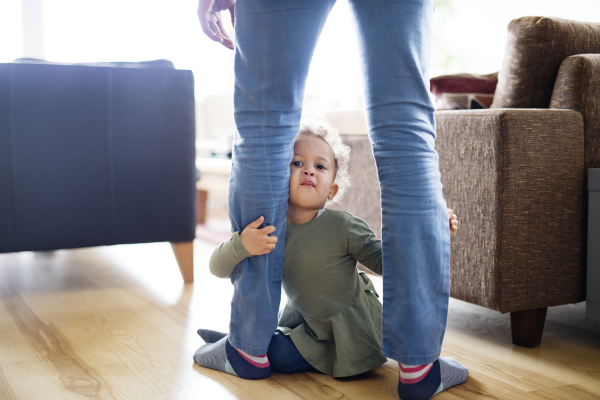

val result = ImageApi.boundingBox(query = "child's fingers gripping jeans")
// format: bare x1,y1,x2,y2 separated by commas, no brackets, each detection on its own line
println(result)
230,0,449,365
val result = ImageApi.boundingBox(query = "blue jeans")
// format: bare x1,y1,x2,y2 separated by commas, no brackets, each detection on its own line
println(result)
228,0,449,365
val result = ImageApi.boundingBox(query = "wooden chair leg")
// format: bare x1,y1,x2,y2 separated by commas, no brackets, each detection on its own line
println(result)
510,307,547,348
196,188,208,225
171,241,194,283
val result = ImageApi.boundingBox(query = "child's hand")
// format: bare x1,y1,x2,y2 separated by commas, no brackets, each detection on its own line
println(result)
448,208,458,235
240,216,278,256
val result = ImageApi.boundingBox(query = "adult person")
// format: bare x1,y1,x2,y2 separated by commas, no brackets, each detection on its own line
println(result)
195,1,468,398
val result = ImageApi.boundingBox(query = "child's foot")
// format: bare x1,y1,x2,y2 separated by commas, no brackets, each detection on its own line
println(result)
193,336,271,380
197,329,228,344
397,357,468,400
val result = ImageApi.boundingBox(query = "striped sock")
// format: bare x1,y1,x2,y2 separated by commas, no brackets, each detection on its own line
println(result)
193,336,271,380
399,362,435,384
397,358,468,400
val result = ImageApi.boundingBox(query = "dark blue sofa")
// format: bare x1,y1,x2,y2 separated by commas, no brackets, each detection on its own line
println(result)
0,60,197,282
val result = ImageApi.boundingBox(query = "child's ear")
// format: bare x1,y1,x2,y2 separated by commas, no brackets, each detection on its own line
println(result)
328,184,339,201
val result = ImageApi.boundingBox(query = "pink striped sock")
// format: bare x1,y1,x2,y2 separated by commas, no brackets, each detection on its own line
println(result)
399,362,433,384
235,348,270,368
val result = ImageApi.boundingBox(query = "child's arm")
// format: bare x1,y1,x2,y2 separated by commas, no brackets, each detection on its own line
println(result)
209,232,251,278
347,216,383,276
209,216,278,278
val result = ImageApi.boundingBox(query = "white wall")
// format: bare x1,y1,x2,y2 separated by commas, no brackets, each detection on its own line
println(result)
21,0,45,59
0,1,23,62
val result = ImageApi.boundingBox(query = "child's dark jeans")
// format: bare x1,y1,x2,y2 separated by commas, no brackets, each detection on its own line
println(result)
268,331,318,374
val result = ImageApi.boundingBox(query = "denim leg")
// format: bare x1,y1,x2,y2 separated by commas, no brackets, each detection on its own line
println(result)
268,331,318,374
348,0,450,365
229,0,337,355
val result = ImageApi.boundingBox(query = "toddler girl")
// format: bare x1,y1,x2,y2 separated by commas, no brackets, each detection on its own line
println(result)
194,119,462,389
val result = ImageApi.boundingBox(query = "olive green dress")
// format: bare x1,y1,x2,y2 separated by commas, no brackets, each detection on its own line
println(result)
209,209,387,377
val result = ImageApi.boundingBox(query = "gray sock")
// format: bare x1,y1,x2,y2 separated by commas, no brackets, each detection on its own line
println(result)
193,336,271,379
197,329,228,344
193,336,230,374
437,357,469,395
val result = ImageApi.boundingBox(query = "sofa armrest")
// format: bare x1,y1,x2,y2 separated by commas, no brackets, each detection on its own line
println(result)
436,109,584,312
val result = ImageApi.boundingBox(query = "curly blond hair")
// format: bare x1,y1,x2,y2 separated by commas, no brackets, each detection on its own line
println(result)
297,118,351,203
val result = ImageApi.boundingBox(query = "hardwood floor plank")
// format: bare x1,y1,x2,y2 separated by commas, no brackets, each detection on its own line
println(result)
3,295,119,399
441,323,597,391
443,300,600,385
0,298,51,365
270,372,355,400
369,278,594,394
14,291,223,399
532,342,600,383
445,370,544,400
105,287,211,354
309,361,400,400
11,286,308,400
1,242,599,399
575,379,600,397
528,383,600,399
1,362,68,400
0,364,21,400
192,364,311,400
444,305,600,396
0,300,71,399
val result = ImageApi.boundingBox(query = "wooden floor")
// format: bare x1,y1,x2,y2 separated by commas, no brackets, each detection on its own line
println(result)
1,241,599,400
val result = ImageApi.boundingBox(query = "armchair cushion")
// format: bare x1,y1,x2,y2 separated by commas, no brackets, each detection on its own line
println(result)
436,109,584,312
491,17,600,109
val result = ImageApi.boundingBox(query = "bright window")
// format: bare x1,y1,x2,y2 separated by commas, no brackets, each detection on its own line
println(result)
3,0,600,108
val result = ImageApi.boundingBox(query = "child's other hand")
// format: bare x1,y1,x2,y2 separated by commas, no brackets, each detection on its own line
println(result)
240,216,278,256
448,208,458,235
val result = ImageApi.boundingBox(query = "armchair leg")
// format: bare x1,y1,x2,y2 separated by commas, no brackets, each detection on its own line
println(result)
171,241,194,283
510,307,547,348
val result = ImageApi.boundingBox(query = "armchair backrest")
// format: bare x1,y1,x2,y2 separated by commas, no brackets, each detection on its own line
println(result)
491,16,600,109
551,54,600,171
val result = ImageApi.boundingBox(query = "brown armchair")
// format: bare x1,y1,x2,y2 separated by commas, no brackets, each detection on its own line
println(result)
332,16,600,347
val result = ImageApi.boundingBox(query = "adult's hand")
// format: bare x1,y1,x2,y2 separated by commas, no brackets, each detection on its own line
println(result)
197,0,236,50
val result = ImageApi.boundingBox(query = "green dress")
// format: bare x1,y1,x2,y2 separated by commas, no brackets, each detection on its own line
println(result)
209,209,387,377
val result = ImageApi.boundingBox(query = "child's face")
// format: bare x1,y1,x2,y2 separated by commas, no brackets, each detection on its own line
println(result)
289,134,339,211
